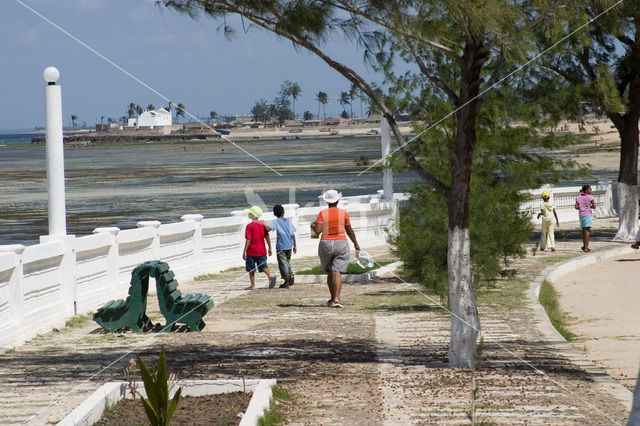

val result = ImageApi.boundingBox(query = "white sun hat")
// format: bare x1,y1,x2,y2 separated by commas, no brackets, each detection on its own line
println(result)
322,189,342,203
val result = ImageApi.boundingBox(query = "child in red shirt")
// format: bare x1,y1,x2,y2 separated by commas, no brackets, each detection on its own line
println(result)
242,205,276,289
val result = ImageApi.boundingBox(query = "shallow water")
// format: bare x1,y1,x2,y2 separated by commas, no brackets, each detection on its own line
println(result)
0,136,415,246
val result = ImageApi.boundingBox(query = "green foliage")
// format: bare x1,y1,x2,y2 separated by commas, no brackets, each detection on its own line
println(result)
297,261,392,275
136,347,183,426
538,280,576,341
389,66,587,301
257,385,292,426
65,313,91,328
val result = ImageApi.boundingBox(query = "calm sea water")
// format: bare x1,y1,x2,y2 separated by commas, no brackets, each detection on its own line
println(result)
0,134,416,246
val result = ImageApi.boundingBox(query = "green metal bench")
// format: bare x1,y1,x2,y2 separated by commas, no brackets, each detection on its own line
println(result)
153,262,214,332
93,260,213,333
92,262,154,332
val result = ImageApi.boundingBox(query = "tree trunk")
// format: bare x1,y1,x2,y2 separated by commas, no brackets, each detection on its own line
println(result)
629,367,640,426
614,181,638,241
612,71,640,241
447,225,480,367
445,41,486,368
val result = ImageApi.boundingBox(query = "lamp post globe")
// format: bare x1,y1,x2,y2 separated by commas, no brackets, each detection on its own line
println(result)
43,67,60,84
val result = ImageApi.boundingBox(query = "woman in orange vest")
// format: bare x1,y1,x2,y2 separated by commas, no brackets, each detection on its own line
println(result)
312,190,360,308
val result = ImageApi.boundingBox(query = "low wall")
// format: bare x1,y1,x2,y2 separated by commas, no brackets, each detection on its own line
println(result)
0,193,400,351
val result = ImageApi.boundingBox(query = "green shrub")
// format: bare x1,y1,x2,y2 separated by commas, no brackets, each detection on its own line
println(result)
136,347,182,426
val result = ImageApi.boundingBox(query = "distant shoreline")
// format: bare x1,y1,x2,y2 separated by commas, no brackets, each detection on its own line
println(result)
29,122,414,145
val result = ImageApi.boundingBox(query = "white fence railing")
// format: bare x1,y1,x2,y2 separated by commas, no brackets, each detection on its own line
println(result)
522,183,616,225
0,183,621,352
0,193,401,351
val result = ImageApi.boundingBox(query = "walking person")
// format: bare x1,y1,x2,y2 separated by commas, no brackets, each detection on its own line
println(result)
312,190,360,308
270,204,297,288
242,205,277,289
537,190,559,252
575,185,596,252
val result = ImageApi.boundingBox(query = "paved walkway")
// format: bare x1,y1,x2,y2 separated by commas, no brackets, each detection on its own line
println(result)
0,235,634,425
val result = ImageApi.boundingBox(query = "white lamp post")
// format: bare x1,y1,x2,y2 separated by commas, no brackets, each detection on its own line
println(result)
380,117,394,201
43,66,67,236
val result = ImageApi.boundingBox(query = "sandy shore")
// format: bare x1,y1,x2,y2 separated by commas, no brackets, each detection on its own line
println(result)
222,121,413,141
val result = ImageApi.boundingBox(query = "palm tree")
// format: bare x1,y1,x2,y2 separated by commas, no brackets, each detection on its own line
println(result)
338,91,350,118
71,115,78,128
147,104,155,111
288,82,302,118
135,105,143,116
209,111,218,123
315,91,328,119
176,103,186,123
349,84,358,117
127,103,136,118
100,115,105,125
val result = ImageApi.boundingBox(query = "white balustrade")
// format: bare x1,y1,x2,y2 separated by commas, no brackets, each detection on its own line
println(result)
0,186,620,352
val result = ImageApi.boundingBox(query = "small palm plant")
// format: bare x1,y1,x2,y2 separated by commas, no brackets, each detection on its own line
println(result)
136,347,183,426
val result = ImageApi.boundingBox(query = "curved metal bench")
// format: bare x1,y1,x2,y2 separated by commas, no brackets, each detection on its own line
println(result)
92,262,155,332
93,260,213,332
154,263,214,332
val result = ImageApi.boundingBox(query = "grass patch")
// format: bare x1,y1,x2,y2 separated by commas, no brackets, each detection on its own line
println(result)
257,385,293,426
195,266,245,281
535,255,571,263
65,313,92,328
538,280,575,341
476,277,530,310
297,261,393,275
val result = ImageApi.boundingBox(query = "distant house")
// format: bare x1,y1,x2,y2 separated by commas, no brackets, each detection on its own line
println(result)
137,108,172,128
364,114,383,123
324,118,350,126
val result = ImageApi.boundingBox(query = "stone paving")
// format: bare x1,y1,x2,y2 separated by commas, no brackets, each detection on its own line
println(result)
0,237,633,425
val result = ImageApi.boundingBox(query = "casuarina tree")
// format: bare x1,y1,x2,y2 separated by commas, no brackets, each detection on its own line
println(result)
162,0,580,367
534,0,640,241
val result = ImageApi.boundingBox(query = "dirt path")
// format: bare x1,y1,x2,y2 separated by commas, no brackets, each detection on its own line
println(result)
0,240,632,425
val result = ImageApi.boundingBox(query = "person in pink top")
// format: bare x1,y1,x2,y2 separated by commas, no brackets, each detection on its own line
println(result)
575,184,596,252
312,190,360,308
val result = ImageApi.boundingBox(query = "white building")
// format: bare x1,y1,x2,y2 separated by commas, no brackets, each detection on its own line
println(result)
136,108,172,128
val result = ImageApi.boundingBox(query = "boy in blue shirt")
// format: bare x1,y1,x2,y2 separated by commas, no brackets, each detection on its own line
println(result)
270,204,297,288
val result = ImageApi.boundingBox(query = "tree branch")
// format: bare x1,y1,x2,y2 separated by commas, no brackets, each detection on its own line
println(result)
406,38,460,105
329,0,461,60
479,51,505,105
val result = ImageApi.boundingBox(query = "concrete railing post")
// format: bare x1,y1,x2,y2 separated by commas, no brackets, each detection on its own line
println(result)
0,245,26,347
93,227,121,294
137,221,161,260
182,214,204,273
380,117,394,201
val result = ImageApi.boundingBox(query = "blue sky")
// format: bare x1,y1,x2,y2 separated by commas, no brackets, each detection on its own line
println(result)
1,0,380,130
